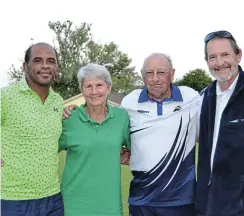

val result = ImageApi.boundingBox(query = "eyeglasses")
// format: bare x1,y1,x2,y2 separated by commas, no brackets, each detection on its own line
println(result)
204,30,236,43
144,69,171,78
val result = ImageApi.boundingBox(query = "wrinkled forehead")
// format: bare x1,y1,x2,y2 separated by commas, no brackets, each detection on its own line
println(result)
31,44,56,59
83,77,107,85
142,55,170,70
206,38,234,54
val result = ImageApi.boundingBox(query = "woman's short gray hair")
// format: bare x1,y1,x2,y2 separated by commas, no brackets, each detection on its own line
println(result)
77,63,112,90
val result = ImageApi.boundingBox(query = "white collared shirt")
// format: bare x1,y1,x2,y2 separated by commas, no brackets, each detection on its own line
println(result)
121,86,200,171
210,74,239,169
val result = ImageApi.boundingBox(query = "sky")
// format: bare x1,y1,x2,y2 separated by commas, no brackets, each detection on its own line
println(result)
0,0,243,87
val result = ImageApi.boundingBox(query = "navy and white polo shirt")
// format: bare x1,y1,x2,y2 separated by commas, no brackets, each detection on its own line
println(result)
121,84,200,207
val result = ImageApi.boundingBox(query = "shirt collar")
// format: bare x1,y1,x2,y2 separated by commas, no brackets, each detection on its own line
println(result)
216,73,239,96
138,83,183,103
19,76,55,96
19,77,32,92
79,103,114,123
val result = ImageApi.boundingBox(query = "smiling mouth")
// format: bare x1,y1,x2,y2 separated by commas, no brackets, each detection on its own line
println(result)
38,72,52,78
215,67,229,72
152,85,162,88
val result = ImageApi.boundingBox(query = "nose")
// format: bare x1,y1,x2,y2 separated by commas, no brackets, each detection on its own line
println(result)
152,72,160,82
91,86,98,94
41,60,50,69
216,56,224,66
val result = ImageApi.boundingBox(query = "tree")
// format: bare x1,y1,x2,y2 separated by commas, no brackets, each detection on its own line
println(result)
48,20,92,99
8,65,25,83
7,39,34,84
174,69,212,92
85,40,141,93
8,20,141,99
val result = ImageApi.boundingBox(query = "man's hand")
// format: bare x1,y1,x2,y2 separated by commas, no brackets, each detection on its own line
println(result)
63,104,78,119
120,148,131,165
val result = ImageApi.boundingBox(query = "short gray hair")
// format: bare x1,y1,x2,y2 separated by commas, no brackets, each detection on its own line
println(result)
141,53,173,78
77,63,112,90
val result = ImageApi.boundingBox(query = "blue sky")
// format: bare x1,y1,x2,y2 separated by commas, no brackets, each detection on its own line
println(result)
1,0,243,87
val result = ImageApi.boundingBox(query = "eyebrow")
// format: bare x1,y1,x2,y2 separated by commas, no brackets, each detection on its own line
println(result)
32,57,56,62
144,68,169,71
209,51,231,55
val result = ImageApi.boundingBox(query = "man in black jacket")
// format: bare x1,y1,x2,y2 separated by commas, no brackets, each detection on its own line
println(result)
195,30,244,216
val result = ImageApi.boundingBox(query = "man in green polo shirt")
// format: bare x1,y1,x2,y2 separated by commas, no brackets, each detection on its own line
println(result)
1,43,64,215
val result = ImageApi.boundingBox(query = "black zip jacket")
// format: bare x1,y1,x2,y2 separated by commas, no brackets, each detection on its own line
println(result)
195,66,244,216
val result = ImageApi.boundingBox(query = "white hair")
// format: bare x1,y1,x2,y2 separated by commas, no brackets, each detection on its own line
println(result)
77,63,112,90
141,53,173,77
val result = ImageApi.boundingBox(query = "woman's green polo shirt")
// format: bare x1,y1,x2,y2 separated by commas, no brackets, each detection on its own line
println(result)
59,104,130,216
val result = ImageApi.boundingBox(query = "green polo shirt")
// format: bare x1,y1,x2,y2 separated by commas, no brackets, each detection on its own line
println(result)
59,104,130,216
1,80,64,200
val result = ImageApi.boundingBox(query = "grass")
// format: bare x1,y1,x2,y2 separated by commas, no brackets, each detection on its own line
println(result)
121,165,132,216
58,151,133,216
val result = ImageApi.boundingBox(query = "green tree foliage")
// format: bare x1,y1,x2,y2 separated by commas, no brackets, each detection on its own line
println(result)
174,68,212,92
86,40,142,93
48,20,92,99
8,20,141,99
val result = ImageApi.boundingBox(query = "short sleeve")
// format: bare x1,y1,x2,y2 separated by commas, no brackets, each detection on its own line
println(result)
58,120,70,152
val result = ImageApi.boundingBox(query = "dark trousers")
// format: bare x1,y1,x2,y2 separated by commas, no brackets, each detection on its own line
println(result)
129,203,196,216
1,192,64,216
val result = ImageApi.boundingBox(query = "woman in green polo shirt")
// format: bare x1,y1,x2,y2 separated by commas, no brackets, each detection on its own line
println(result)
59,63,131,216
